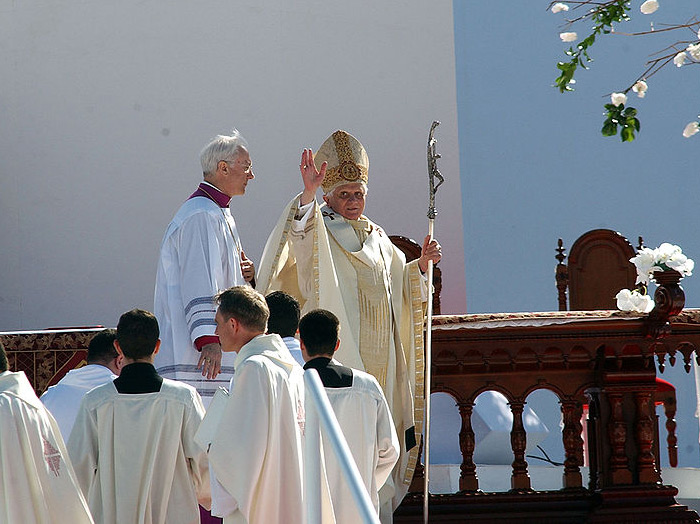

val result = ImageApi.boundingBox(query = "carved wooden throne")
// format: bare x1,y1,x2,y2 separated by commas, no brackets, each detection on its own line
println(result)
556,229,678,467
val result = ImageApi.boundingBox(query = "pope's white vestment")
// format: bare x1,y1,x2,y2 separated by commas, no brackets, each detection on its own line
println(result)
208,334,329,524
67,379,210,524
41,364,117,438
258,195,426,512
0,370,94,524
154,191,246,402
320,362,400,523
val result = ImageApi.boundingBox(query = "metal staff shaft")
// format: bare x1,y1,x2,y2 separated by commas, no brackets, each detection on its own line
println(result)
423,120,444,524
423,219,435,524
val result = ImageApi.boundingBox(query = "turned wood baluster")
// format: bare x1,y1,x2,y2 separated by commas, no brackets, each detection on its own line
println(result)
635,391,660,483
607,392,632,484
663,395,678,468
458,401,478,491
561,399,584,488
509,400,531,490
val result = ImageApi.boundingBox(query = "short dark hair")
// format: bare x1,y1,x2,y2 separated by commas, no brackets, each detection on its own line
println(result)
116,309,159,359
0,340,7,373
216,286,268,332
265,291,300,338
87,329,118,365
298,309,339,357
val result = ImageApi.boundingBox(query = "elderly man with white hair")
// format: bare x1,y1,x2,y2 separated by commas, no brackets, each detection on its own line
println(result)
154,129,256,405
257,130,441,522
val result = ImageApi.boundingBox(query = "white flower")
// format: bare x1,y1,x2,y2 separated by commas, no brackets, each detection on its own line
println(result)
630,247,658,284
683,121,700,138
632,80,648,98
640,0,659,14
674,52,687,67
560,32,578,42
687,43,700,61
616,289,655,313
551,2,569,13
611,92,627,106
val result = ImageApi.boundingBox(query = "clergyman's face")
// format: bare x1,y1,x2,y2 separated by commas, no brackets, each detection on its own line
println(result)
214,309,237,352
221,148,254,197
323,183,366,221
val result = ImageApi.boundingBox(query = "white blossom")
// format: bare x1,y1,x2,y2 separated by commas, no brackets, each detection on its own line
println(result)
683,121,700,138
630,247,658,284
615,289,655,313
674,51,687,67
611,92,627,107
640,0,659,14
559,32,578,42
551,3,569,13
687,43,700,61
632,80,648,98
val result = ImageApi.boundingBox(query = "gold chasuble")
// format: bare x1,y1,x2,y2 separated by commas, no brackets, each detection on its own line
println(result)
258,194,426,514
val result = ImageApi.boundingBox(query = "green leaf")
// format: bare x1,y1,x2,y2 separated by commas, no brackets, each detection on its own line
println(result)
621,127,635,142
602,122,618,136
623,107,637,117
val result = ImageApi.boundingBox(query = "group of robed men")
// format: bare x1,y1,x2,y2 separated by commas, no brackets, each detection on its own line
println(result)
2,290,400,524
0,128,441,524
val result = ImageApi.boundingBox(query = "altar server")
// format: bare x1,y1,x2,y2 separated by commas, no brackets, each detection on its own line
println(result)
208,286,332,524
300,309,399,523
41,328,121,437
0,341,94,524
68,309,210,524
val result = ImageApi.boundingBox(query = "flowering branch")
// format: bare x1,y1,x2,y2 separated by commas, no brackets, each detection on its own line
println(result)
550,1,700,140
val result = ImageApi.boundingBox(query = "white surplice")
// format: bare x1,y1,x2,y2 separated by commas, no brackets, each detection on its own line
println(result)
322,363,400,524
0,370,94,524
257,195,426,513
154,194,246,403
208,334,332,524
40,364,117,438
67,379,210,524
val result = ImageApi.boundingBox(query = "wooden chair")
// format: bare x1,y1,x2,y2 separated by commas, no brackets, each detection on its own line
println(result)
556,229,678,467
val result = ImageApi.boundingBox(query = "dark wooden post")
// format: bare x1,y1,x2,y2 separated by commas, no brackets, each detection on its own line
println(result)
509,400,531,490
458,401,478,491
561,398,584,488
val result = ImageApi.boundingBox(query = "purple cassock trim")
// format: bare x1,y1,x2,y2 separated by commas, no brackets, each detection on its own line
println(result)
189,183,231,208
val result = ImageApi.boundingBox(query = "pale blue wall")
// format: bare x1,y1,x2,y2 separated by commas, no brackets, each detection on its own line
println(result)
453,0,700,467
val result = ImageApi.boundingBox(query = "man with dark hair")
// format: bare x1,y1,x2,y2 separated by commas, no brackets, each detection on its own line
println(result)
0,341,94,523
42,328,122,437
300,309,399,524
265,290,304,366
207,286,313,524
68,309,210,524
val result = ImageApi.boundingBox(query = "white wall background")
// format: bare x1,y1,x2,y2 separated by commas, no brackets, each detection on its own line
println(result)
0,0,465,330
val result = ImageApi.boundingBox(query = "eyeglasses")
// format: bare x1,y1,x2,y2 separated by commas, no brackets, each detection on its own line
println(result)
335,190,366,201
223,159,253,174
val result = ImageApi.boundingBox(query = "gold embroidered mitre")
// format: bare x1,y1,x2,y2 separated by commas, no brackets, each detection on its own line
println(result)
314,130,369,194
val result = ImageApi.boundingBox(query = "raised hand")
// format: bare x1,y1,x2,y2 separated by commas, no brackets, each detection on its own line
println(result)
299,148,327,206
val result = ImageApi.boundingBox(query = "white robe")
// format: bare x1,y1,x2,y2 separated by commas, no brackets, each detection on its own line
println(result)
208,334,327,524
257,195,426,512
0,370,94,524
67,379,211,524
322,363,400,524
40,364,117,438
154,194,246,402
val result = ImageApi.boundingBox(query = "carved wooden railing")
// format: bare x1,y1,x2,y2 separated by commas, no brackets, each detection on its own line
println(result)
396,272,700,523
